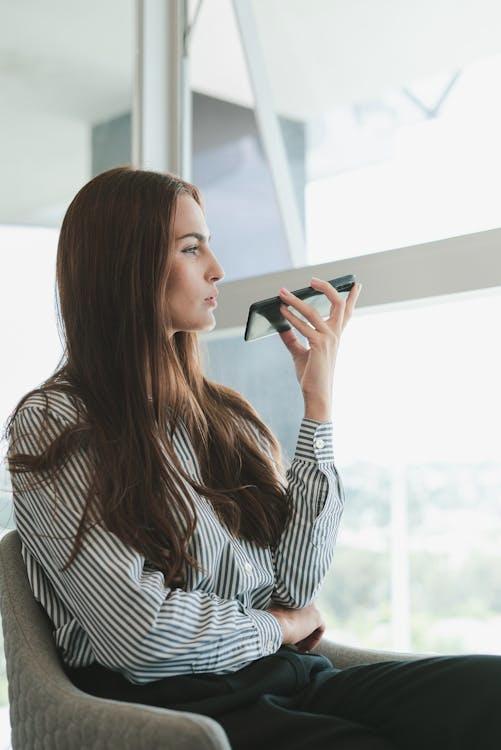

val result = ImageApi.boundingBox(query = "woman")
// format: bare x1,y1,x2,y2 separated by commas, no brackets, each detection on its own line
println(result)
5,166,500,750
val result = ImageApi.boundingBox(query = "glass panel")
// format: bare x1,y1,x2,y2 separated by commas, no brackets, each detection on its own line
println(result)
204,286,501,654
190,0,304,281
250,0,501,263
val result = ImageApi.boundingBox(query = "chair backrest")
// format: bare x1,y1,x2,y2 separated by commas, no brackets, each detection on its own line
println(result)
0,529,77,743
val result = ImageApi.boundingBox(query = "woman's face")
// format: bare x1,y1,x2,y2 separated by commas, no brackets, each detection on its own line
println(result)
166,192,225,336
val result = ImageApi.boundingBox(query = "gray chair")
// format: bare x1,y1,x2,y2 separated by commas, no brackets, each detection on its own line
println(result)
0,529,432,749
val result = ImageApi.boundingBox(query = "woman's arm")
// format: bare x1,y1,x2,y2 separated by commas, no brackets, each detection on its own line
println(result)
256,416,345,609
9,406,284,683
263,278,358,608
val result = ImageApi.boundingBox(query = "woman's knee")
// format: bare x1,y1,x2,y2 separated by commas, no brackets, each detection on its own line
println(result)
454,654,501,684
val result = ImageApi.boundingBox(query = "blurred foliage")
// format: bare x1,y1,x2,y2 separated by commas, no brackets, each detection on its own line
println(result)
316,459,501,656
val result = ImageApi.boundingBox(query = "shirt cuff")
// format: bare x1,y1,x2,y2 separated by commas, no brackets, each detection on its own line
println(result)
293,417,335,463
246,607,284,657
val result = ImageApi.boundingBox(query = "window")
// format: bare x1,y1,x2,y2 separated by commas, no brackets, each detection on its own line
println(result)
203,285,501,654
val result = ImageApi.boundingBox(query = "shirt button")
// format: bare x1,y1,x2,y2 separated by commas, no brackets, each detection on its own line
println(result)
267,640,274,653
314,438,325,449
244,562,253,574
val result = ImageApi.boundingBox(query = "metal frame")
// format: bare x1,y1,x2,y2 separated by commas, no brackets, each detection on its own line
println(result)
133,0,190,178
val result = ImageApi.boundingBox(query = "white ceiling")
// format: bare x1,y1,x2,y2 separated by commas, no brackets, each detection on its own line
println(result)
0,0,133,122
2,0,501,224
0,0,134,225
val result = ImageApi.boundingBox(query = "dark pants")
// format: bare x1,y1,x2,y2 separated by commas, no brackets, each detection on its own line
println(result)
64,645,501,749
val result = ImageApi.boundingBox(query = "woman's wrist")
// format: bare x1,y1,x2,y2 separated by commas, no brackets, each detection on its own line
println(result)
303,397,332,423
267,608,289,645
304,405,332,422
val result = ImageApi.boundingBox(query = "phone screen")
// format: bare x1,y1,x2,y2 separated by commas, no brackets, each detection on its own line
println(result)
244,274,356,342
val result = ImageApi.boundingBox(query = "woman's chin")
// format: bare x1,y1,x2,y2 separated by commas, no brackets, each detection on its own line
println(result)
184,315,217,334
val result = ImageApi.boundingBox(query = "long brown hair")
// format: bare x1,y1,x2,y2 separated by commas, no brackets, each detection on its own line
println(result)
4,166,291,588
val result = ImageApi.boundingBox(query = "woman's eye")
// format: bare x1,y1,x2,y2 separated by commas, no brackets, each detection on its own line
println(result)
182,246,199,255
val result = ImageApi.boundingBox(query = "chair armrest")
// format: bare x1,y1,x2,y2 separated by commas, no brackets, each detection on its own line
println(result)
311,636,437,670
12,679,231,750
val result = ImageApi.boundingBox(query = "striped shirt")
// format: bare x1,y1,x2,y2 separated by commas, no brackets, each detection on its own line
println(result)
7,388,345,684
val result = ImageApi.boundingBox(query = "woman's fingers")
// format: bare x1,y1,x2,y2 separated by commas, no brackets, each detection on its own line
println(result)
295,624,326,652
279,280,361,340
278,288,330,334
278,327,310,357
279,303,320,341
311,278,363,335
341,282,362,330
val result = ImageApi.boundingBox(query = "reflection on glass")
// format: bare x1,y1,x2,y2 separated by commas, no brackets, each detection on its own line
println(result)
306,53,501,261
248,0,501,261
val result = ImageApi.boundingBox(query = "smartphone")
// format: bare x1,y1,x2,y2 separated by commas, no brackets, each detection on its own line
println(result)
244,274,356,342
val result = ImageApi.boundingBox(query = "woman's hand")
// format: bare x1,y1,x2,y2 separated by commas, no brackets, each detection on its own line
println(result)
266,602,326,651
277,278,362,413
294,623,326,653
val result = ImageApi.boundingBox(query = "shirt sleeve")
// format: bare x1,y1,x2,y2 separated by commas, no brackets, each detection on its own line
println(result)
8,405,283,684
256,416,345,609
